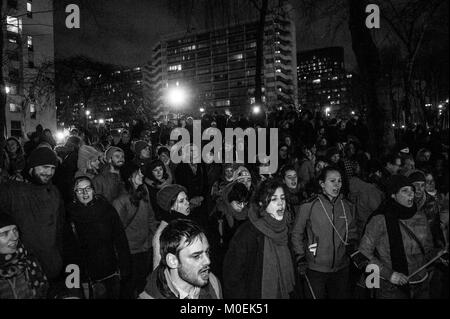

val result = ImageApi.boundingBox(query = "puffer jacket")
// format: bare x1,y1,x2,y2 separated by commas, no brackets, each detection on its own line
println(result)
291,193,358,273
359,208,434,285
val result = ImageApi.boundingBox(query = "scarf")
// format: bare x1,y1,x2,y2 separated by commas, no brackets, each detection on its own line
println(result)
249,206,295,298
383,199,417,276
0,241,48,297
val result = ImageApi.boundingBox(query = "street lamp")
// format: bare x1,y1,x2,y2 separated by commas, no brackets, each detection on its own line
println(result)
199,107,205,113
325,107,331,117
252,105,261,115
98,119,105,125
85,110,90,116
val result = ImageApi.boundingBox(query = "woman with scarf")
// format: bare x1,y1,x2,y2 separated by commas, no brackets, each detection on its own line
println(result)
358,175,436,299
0,212,48,299
222,179,295,299
291,166,358,299
66,175,131,299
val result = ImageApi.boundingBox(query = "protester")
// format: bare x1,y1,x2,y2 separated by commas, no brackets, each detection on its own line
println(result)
0,147,64,282
67,175,131,299
358,175,438,299
291,166,357,299
139,219,222,299
0,211,48,299
113,164,158,298
223,179,295,299
92,146,126,203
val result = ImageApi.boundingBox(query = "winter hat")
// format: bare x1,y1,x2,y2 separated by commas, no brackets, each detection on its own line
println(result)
232,166,251,182
407,170,426,184
0,211,15,229
157,184,187,212
386,174,413,195
134,140,149,156
26,147,58,169
77,145,102,170
105,146,124,161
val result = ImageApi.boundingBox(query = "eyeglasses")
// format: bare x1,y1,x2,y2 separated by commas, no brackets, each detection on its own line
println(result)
75,186,93,195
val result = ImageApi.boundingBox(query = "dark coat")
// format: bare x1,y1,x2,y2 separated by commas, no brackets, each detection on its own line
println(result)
67,196,131,281
0,180,65,279
222,220,264,299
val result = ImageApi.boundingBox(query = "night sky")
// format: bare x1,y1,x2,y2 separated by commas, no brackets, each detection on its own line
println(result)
53,0,356,69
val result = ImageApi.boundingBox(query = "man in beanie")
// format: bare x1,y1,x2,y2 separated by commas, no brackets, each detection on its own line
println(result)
0,147,65,284
92,146,126,203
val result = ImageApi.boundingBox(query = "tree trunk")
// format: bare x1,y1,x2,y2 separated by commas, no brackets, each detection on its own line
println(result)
348,0,395,155
254,0,268,106
1,2,7,145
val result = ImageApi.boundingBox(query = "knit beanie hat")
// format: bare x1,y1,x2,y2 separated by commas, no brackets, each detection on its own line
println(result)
105,146,123,161
407,170,426,184
232,166,251,182
77,145,102,170
157,184,187,212
134,140,149,156
26,147,58,169
0,211,15,229
386,174,413,195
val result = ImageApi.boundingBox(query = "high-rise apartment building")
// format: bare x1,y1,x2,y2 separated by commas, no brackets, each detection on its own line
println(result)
2,0,56,138
297,47,353,117
151,3,297,117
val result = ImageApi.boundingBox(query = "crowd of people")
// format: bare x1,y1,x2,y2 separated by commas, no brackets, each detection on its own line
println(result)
0,109,448,299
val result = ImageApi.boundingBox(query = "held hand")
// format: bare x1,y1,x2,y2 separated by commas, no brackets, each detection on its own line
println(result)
296,258,308,276
389,272,409,286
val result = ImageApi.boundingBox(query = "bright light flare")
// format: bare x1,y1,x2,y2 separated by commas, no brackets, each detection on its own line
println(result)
252,105,261,114
167,87,187,107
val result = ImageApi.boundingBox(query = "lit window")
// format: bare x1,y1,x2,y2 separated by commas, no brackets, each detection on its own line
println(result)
276,69,281,73
332,76,338,80
7,16,21,33
312,79,321,84
231,53,243,61
9,103,21,113
27,36,33,50
27,1,32,17
169,64,182,72
346,74,352,78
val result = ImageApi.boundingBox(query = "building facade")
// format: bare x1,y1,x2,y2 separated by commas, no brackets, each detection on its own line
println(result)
151,3,298,118
297,47,353,118
2,0,56,138
56,62,146,129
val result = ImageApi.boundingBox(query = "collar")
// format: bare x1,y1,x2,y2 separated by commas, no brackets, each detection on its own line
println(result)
163,268,200,299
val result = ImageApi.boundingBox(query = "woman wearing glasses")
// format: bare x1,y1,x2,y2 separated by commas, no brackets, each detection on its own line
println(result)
66,175,131,299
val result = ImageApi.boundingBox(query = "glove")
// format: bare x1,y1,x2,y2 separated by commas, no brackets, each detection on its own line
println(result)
296,257,308,276
350,250,369,270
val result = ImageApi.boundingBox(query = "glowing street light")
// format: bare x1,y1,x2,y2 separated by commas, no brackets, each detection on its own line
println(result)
252,105,261,115
438,104,443,109
351,111,355,115
167,87,188,108
392,123,396,127
199,107,205,113
98,119,105,124
85,110,91,116
5,86,11,94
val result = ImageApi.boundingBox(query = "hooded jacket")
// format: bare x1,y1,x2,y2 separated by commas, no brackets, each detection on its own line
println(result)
291,193,358,273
